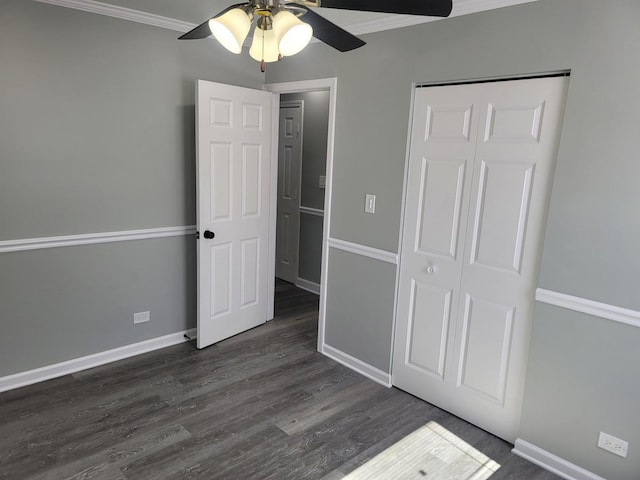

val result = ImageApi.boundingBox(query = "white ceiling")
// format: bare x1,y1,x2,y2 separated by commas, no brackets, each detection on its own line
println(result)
37,0,538,36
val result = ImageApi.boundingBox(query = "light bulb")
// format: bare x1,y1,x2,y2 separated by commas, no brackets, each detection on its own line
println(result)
249,25,280,63
209,8,252,54
272,10,313,57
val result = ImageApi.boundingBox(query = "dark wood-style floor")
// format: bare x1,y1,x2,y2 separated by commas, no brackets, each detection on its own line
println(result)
0,280,558,479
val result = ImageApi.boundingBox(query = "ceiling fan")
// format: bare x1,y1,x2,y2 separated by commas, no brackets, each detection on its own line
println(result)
179,0,453,71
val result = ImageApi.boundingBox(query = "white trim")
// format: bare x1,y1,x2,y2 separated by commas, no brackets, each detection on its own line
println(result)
35,0,539,40
267,93,281,322
296,277,320,295
322,344,392,387
0,328,197,393
328,237,398,265
34,0,196,33
345,0,538,35
264,77,337,356
0,225,197,254
299,206,325,217
512,439,607,480
536,288,640,329
452,0,538,18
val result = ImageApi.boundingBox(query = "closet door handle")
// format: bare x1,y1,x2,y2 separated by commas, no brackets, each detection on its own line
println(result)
203,230,215,239
426,265,435,274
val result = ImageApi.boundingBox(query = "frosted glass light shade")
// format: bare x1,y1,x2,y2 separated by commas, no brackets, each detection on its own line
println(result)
209,8,252,54
249,26,280,62
272,10,313,56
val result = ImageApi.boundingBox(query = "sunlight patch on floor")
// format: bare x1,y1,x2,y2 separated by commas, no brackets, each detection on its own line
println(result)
343,421,501,480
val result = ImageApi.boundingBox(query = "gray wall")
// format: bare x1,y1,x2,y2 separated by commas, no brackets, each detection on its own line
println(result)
281,91,329,285
0,0,262,376
298,213,323,285
267,1,640,478
325,249,396,372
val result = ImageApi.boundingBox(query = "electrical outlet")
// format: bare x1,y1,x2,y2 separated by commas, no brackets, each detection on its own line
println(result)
598,432,629,458
133,311,150,324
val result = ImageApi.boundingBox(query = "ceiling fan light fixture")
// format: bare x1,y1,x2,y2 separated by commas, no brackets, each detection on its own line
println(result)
209,7,252,54
272,10,313,57
249,22,280,63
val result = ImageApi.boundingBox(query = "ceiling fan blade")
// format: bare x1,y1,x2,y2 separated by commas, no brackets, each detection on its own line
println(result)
178,3,248,40
316,0,453,17
179,20,212,40
291,4,366,52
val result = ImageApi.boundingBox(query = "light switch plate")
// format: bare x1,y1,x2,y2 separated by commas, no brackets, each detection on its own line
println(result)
319,176,326,189
365,194,376,214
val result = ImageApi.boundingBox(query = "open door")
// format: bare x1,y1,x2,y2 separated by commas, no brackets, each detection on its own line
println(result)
275,101,303,284
196,80,277,349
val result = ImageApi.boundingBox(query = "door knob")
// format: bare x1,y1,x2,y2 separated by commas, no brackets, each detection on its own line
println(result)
426,265,435,274
203,230,215,239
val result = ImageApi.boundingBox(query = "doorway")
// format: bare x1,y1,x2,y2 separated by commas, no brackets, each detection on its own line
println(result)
265,78,337,351
275,92,331,295
194,79,336,351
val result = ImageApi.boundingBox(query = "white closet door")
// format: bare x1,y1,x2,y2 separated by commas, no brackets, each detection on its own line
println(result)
392,84,482,408
450,77,569,440
393,76,569,441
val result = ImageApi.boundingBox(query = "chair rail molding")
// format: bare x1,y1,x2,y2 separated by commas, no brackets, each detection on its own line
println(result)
536,288,640,329
328,237,398,265
299,206,324,217
0,226,197,254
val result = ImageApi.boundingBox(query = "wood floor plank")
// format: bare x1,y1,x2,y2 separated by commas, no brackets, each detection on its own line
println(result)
0,279,558,480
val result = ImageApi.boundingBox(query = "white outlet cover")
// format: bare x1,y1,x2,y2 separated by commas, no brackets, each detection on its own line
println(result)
598,431,629,458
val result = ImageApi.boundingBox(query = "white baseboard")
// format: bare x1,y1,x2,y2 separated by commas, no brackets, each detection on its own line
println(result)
512,439,607,480
322,344,391,387
296,277,321,295
0,328,197,393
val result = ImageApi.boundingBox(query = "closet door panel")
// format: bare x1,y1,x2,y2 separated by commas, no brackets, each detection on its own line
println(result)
392,85,482,409
393,76,569,442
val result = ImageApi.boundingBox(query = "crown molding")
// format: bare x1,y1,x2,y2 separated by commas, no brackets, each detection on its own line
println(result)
344,0,538,36
34,0,197,33
35,0,538,37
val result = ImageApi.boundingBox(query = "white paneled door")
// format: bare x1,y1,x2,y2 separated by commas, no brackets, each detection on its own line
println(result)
275,101,303,284
393,76,569,441
196,80,277,349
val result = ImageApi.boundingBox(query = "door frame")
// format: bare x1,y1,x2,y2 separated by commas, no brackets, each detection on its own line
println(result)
264,77,337,352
